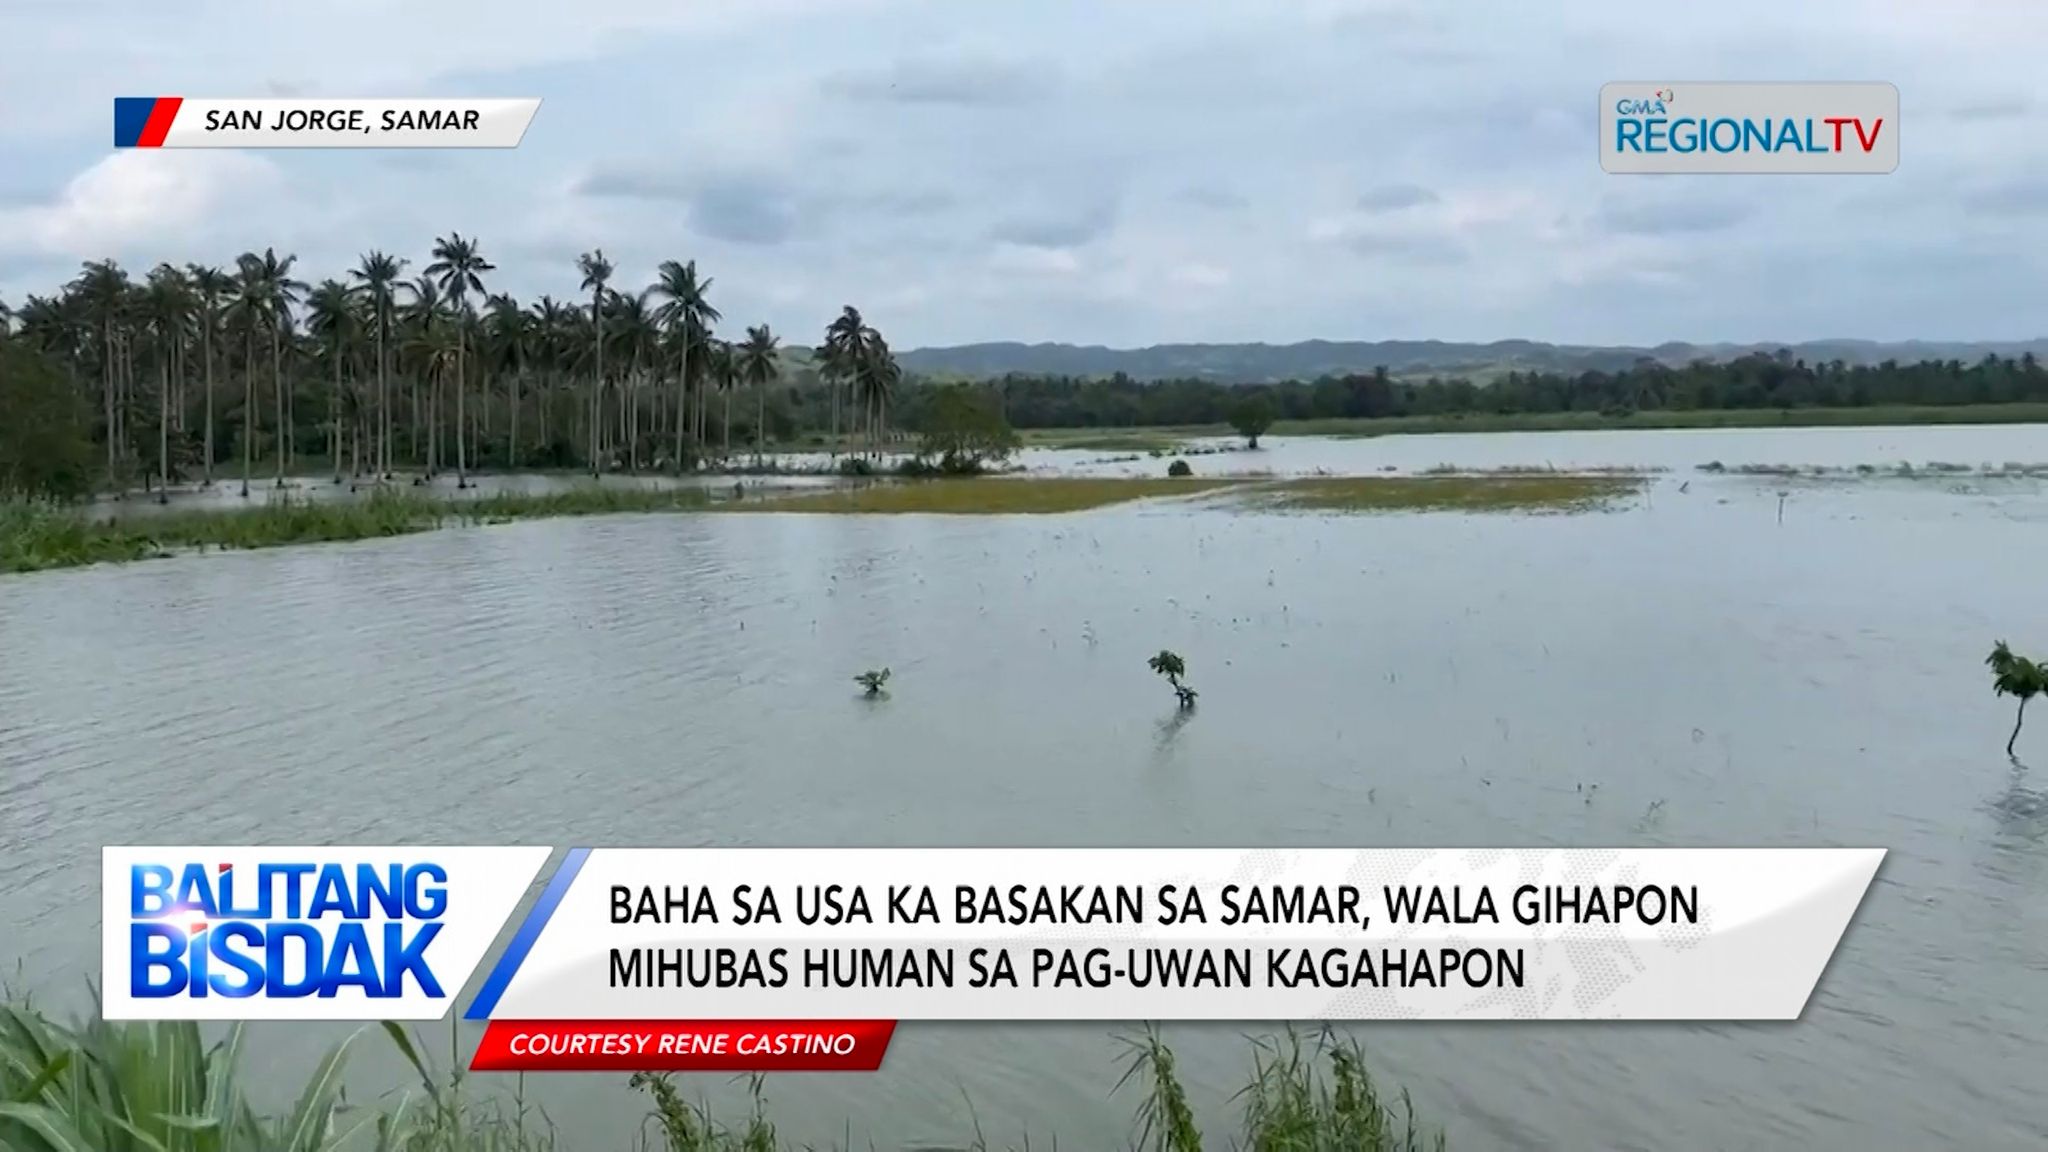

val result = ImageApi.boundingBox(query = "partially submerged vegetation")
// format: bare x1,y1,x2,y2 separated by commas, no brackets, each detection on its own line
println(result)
1149,650,1198,708
1019,427,1198,453
735,476,1241,516
3,469,1651,573
0,487,715,573
1699,459,2048,479
1239,474,1643,514
0,1001,1444,1151
855,668,891,696
1988,641,2045,758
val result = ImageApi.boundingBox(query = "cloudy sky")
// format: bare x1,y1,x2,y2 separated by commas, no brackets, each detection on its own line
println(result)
1,0,2043,349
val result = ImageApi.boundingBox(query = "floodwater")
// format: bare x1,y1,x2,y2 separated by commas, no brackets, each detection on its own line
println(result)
1035,422,2048,478
3,426,2046,1150
87,469,841,521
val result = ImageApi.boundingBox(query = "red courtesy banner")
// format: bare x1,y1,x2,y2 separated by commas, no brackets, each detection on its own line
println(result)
470,1019,898,1072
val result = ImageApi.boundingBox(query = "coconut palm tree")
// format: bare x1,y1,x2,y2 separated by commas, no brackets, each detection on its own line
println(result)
186,264,229,485
823,306,874,458
227,254,271,497
425,233,493,488
13,295,83,371
238,248,304,487
304,280,358,483
576,250,613,478
736,323,780,463
482,294,529,467
608,289,658,472
140,265,191,501
706,338,739,459
400,275,447,475
70,260,130,482
650,259,719,472
404,314,462,468
351,251,406,479
1989,641,2046,758
855,334,900,458
528,295,570,452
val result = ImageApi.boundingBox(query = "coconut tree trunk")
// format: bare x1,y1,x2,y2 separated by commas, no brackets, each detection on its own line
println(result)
428,376,439,476
331,353,344,483
271,330,286,487
156,353,170,503
454,330,469,487
591,292,604,479
510,370,521,470
378,310,391,478
756,380,767,464
102,324,118,481
684,340,700,471
2012,698,2028,758
241,328,254,497
722,386,732,459
202,321,215,484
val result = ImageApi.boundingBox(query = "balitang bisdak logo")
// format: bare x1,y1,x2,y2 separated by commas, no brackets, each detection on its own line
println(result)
101,847,552,1021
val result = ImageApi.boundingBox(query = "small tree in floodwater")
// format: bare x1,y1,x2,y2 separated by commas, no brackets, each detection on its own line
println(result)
1230,394,1275,449
856,668,891,697
1988,641,2045,757
1149,650,1198,709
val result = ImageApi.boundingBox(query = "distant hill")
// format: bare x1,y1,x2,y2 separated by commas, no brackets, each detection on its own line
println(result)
894,339,2048,384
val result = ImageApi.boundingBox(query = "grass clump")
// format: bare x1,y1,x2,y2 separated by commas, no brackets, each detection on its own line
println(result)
0,999,1446,1151
734,477,1243,515
1240,474,1641,514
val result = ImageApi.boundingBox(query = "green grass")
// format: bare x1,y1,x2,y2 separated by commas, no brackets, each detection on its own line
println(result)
1016,427,1204,453
0,1002,1444,1151
1,488,716,574
1019,402,2048,444
1241,474,1644,513
730,477,1245,515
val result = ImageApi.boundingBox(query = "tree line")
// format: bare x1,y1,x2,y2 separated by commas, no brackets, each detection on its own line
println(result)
0,240,904,499
7,240,2047,501
976,351,2048,430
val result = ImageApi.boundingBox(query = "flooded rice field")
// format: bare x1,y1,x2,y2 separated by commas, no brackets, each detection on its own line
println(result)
4,425,2045,1149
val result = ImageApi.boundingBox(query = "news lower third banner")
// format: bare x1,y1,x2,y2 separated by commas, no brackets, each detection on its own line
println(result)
102,846,1884,1072
112,98,541,148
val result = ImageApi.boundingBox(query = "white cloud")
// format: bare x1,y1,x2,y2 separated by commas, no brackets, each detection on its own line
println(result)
0,151,283,261
988,244,1082,276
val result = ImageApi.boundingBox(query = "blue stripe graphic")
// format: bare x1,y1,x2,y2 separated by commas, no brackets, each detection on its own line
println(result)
113,98,156,147
464,847,591,1021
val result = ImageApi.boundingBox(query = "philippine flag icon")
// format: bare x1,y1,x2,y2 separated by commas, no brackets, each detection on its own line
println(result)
114,97,183,147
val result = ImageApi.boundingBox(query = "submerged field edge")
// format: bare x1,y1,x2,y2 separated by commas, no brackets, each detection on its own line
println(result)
3,474,1667,573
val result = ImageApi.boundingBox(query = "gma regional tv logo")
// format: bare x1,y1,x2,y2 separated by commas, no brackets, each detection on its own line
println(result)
101,847,550,1021
1600,82,1898,174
